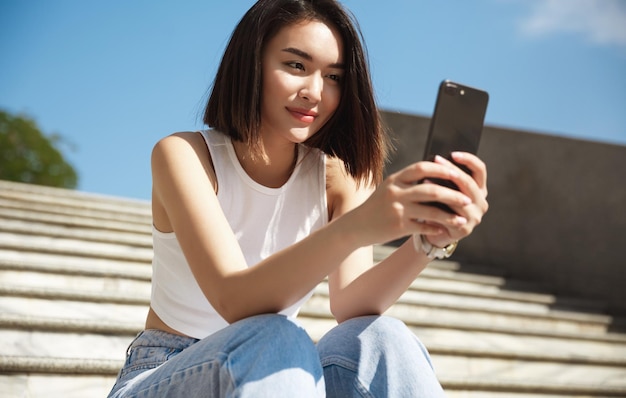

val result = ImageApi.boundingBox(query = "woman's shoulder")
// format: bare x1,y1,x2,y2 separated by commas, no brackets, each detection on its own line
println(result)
325,156,374,220
151,131,217,189
325,156,346,186
153,131,206,152
151,131,215,166
325,156,374,192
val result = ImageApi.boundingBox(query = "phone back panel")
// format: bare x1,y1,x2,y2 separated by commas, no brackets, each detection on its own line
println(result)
423,81,489,163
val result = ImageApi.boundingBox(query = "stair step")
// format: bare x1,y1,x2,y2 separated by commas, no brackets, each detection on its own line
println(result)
0,196,150,225
299,317,626,363
0,217,152,247
0,356,120,375
0,330,131,361
433,355,626,388
2,179,626,398
0,297,626,364
5,309,626,365
3,308,625,397
0,181,151,217
1,269,619,339
0,374,118,398
442,379,626,398
0,270,151,296
0,246,611,332
0,296,149,324
2,329,625,391
2,354,625,397
0,254,152,281
0,313,142,335
308,285,615,335
0,251,607,320
1,276,613,337
3,362,625,398
0,232,152,263
0,207,151,234
303,304,626,344
406,323,626,365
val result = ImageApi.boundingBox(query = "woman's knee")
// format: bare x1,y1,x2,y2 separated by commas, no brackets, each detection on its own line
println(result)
318,315,427,363
232,314,320,363
318,316,444,396
245,314,315,346
320,315,409,345
224,314,324,389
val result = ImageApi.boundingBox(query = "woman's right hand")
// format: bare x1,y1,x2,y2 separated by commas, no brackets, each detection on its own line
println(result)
344,160,474,247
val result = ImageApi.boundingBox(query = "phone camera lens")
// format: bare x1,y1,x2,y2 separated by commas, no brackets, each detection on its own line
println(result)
444,84,457,96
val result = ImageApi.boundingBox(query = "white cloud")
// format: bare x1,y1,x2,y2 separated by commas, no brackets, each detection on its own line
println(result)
519,0,626,47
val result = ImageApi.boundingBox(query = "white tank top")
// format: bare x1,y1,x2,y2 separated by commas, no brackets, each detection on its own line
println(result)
150,130,328,339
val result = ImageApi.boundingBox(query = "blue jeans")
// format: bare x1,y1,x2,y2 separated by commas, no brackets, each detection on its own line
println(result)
108,314,445,397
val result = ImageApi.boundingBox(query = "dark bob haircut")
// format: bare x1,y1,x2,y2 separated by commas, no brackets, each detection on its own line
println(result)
203,0,390,185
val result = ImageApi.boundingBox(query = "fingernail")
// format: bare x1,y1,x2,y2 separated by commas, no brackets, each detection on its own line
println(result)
434,155,446,163
455,216,467,225
462,196,471,205
452,152,464,159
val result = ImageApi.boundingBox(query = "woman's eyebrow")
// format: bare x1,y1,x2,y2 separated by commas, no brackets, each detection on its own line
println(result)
281,47,345,69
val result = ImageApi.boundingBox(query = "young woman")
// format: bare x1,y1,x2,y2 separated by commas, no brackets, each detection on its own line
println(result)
108,0,488,397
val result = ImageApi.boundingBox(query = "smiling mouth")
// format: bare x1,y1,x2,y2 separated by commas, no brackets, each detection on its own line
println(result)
287,108,318,123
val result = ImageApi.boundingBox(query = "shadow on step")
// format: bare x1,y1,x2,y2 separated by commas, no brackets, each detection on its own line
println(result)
454,260,626,335
386,236,626,335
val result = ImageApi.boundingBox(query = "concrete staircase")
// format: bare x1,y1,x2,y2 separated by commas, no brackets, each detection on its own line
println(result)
1,179,625,397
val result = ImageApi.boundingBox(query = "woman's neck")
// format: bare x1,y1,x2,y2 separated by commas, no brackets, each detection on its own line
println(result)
232,139,298,188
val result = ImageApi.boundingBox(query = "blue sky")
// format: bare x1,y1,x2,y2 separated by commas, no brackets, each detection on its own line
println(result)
1,0,625,200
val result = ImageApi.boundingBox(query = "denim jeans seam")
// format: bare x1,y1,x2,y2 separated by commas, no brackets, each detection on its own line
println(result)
353,379,375,398
322,355,374,398
224,350,241,393
119,362,163,379
320,354,359,372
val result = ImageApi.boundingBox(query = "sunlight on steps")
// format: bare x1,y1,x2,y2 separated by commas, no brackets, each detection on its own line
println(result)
1,179,625,397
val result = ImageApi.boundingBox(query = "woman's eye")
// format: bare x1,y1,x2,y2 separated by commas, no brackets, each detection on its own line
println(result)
328,74,342,83
287,62,305,71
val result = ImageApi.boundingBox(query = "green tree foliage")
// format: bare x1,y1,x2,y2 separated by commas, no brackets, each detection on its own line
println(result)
0,109,78,189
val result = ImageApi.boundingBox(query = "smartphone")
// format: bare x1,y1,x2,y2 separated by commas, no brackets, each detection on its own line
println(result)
421,80,489,213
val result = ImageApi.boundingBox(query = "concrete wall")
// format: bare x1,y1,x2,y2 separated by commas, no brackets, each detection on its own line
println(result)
381,110,626,315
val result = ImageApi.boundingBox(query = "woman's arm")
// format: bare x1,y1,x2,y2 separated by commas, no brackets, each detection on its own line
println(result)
152,133,358,324
152,133,484,324
327,153,488,323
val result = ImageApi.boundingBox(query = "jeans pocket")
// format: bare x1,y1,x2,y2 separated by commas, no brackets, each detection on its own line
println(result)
120,345,178,378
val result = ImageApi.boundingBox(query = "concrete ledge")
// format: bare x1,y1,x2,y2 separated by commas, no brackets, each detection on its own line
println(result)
381,110,626,316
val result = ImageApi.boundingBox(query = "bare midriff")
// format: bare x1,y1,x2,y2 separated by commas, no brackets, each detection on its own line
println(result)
144,306,191,338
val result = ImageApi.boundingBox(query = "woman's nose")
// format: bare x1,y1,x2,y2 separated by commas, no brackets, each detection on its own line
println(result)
298,74,322,103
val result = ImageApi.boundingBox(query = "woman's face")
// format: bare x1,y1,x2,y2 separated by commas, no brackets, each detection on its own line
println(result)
260,19,344,145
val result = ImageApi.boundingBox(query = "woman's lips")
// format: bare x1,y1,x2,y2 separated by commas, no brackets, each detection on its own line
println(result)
287,107,318,124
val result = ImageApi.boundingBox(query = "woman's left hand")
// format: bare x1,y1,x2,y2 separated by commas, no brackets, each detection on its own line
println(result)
423,152,488,248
